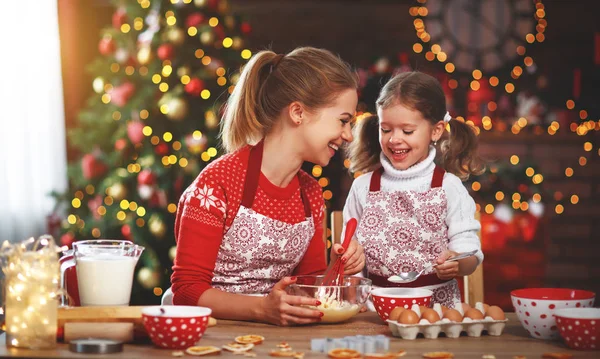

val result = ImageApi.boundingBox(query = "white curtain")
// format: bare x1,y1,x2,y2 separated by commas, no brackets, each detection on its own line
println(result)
0,2,67,243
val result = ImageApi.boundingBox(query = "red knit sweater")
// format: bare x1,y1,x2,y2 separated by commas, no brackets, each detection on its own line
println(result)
171,145,327,305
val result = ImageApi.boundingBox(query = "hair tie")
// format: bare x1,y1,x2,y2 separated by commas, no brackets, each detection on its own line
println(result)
269,54,285,74
443,112,452,123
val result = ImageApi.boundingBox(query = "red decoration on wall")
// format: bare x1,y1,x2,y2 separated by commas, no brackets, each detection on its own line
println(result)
573,68,581,99
595,32,600,65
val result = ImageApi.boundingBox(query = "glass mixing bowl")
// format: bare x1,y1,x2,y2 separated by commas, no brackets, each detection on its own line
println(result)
285,275,372,323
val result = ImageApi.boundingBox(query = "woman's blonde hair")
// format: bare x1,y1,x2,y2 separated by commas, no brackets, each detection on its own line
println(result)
347,72,484,179
220,47,358,152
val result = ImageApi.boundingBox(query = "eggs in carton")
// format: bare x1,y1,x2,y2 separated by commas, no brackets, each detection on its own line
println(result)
387,302,508,340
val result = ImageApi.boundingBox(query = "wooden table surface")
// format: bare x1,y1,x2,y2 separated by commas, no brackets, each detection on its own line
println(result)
0,313,594,358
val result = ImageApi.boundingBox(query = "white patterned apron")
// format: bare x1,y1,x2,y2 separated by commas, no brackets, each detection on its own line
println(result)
211,140,315,294
357,166,462,308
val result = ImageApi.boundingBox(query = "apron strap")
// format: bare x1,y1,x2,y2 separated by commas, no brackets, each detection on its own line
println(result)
430,166,445,188
242,140,311,217
369,167,384,192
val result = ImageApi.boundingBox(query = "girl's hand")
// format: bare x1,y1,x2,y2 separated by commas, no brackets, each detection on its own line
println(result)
434,250,460,280
331,239,365,275
259,276,323,326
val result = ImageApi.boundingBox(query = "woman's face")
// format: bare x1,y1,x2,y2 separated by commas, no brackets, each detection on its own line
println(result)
300,89,358,166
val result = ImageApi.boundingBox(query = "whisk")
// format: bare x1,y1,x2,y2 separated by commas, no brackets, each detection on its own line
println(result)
321,218,358,291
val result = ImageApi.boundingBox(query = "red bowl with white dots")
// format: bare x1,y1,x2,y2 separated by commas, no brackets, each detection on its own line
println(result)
511,288,595,340
554,308,600,350
142,306,212,349
370,288,432,322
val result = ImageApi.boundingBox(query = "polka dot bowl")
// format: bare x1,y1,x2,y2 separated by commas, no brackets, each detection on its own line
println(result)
370,288,433,322
142,306,212,349
510,288,595,340
554,308,600,350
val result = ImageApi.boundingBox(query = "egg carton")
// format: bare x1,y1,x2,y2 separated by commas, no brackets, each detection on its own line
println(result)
387,303,508,340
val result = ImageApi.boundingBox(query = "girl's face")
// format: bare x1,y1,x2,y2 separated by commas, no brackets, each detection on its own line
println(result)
378,103,444,170
301,89,358,166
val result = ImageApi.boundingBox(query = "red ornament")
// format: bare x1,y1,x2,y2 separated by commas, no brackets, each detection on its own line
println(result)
112,8,128,29
60,232,75,249
88,195,104,220
98,37,116,56
138,169,156,186
155,142,169,156
127,121,145,145
81,154,108,180
121,224,132,241
109,82,136,107
184,78,205,96
115,138,127,151
186,13,204,27
240,22,252,34
157,44,175,61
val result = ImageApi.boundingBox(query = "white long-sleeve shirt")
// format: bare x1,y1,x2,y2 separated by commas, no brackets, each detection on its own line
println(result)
343,148,484,265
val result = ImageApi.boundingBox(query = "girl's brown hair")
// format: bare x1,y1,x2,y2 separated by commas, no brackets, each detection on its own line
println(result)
220,47,358,152
347,71,484,180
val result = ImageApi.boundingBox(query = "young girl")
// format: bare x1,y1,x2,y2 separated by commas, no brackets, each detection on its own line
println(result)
170,47,365,326
344,71,484,308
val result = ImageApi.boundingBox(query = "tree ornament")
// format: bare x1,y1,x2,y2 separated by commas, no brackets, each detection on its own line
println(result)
200,31,214,45
148,214,167,238
60,232,75,249
112,8,128,29
127,121,145,145
184,78,205,96
137,267,161,289
92,77,105,94
167,27,185,45
154,142,169,156
232,36,243,50
107,183,127,200
218,0,229,13
157,44,175,61
169,246,177,261
137,169,156,186
137,45,153,65
194,0,207,8
81,154,108,180
165,97,189,121
177,66,191,77
186,13,204,28
115,138,127,151
114,48,130,64
224,16,236,29
98,37,116,56
138,184,154,200
185,134,208,155
205,110,219,129
121,224,132,240
109,82,136,107
240,22,252,34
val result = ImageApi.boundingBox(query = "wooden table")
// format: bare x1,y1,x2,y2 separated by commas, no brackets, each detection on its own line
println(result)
0,313,594,358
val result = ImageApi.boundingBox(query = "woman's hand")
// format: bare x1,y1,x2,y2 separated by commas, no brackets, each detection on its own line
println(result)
258,276,323,326
330,239,365,275
434,250,460,280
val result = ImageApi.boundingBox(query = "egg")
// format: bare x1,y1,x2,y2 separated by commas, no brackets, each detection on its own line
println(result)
483,303,490,313
440,305,449,314
461,302,471,314
420,308,441,323
442,308,463,322
418,305,429,313
389,307,405,321
486,305,505,320
464,308,484,320
398,309,419,324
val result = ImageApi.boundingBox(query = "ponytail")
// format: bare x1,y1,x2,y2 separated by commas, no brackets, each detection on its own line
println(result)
438,118,485,180
220,51,280,153
345,115,381,174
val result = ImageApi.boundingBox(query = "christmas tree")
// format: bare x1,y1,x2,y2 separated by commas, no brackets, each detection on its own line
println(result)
53,0,251,304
